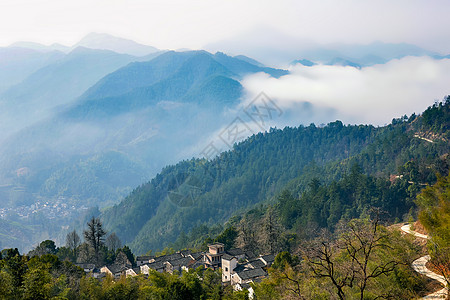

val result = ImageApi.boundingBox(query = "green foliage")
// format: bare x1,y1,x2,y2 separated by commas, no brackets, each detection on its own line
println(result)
416,172,450,285
252,217,425,299
213,226,238,250
277,169,417,234
22,264,52,300
28,240,57,257
272,251,299,270
416,173,450,248
415,96,450,137
103,99,450,254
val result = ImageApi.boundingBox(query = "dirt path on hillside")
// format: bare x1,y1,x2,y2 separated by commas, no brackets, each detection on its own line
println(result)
401,224,448,299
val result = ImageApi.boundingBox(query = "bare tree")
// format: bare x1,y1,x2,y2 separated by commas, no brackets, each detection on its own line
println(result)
83,216,106,266
66,230,81,250
76,243,93,264
302,230,351,300
237,216,259,256
106,232,122,252
302,214,404,300
261,205,282,254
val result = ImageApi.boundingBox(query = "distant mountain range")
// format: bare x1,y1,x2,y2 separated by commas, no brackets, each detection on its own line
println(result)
0,47,161,138
0,50,287,217
74,33,159,56
205,27,445,66
0,32,448,252
0,33,161,95
9,32,160,56
0,47,64,93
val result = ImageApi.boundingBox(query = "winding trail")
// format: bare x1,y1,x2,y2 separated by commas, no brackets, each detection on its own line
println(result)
401,224,448,299
414,134,435,143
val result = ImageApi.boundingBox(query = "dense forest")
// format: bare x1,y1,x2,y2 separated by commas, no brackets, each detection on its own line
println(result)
0,98,448,299
102,97,450,255
1,173,449,299
0,248,246,299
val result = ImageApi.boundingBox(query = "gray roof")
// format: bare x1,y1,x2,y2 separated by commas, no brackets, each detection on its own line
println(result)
248,259,265,268
226,248,245,256
189,252,203,260
136,255,154,261
245,251,256,259
147,261,164,270
233,264,247,273
154,253,183,262
180,250,191,257
106,264,127,274
167,257,193,267
222,253,235,260
237,268,267,280
260,254,275,264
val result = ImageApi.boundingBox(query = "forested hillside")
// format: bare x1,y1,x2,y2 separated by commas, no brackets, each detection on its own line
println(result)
103,97,450,254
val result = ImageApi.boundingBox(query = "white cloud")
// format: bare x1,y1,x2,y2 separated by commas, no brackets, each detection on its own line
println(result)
1,0,450,53
241,56,450,126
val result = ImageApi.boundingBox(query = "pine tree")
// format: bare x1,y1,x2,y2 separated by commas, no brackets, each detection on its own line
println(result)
83,217,107,266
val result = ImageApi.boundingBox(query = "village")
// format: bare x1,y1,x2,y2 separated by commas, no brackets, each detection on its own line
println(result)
77,243,274,297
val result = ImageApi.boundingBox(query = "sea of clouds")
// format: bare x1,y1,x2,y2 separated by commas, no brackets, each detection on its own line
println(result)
241,56,450,126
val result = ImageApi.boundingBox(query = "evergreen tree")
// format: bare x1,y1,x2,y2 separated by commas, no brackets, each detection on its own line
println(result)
83,217,107,266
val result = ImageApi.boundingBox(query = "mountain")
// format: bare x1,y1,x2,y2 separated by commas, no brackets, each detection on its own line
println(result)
289,42,443,67
101,99,450,254
9,41,71,53
326,57,361,68
0,47,161,139
0,50,288,251
0,50,287,212
66,50,287,119
205,27,439,66
290,59,316,67
233,55,265,67
74,33,159,56
0,47,64,93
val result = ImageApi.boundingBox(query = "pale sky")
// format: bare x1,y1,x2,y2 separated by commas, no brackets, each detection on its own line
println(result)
1,0,450,53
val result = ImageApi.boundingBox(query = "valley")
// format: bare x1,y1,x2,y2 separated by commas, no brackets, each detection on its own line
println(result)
0,18,449,297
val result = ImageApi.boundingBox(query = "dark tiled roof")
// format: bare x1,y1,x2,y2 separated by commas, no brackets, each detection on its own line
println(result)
233,264,248,273
167,257,193,267
154,253,183,262
237,268,267,280
245,251,256,259
222,253,235,260
136,255,154,261
248,259,265,268
189,252,203,260
226,248,245,256
147,261,164,270
107,264,127,274
180,250,191,257
260,254,275,264
132,267,140,274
